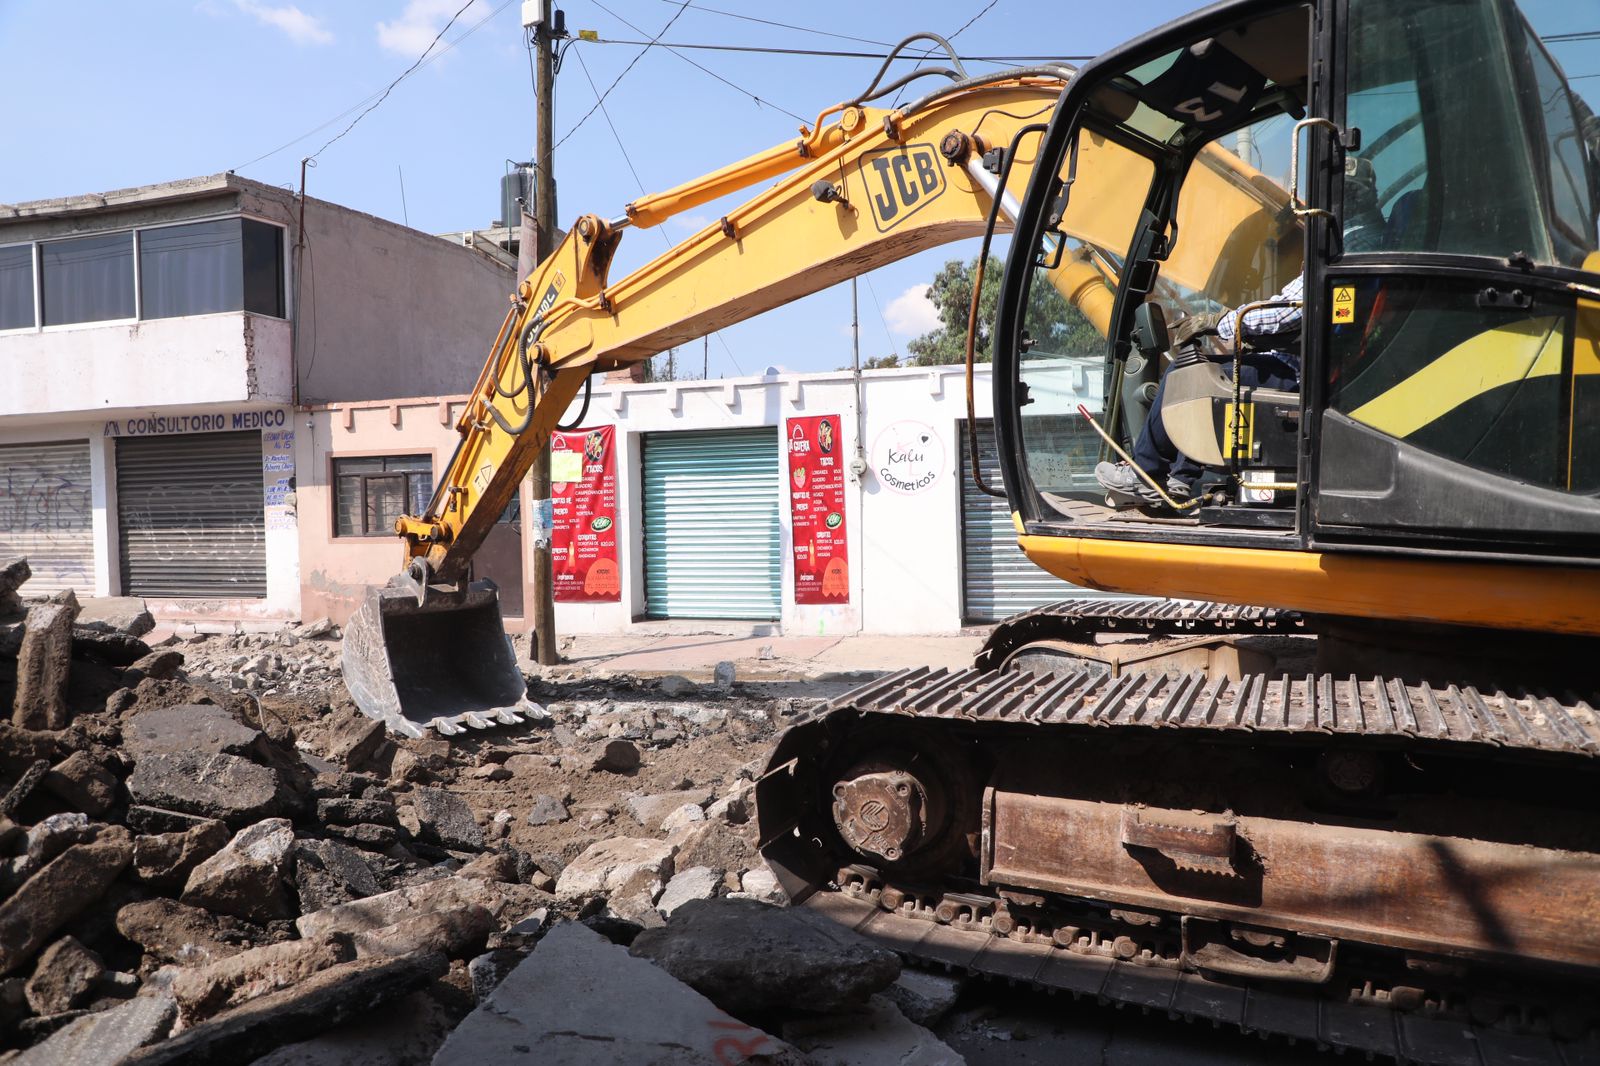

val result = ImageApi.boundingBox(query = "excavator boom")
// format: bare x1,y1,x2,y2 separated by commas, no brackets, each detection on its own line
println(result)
341,69,1233,735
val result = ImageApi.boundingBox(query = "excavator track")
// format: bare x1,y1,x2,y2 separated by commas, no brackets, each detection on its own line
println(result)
972,597,1312,671
757,654,1600,1065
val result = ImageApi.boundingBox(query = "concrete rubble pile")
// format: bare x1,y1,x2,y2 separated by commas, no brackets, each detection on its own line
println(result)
0,556,975,1064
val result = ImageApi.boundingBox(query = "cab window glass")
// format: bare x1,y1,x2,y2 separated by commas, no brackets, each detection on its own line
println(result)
1018,130,1154,500
1344,0,1600,268
1524,32,1598,267
1168,111,1303,317
1327,276,1586,491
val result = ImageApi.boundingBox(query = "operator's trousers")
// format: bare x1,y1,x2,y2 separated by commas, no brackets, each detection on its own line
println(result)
1131,350,1299,487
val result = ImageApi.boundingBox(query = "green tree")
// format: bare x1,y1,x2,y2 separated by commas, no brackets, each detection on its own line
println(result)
905,255,1101,366
838,353,902,371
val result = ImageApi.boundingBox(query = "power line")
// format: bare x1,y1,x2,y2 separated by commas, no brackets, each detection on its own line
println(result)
234,0,516,172
587,1,807,121
946,0,1002,45
651,0,893,48
860,275,900,361
579,37,1089,63
572,47,649,202
306,0,477,163
894,0,1002,107
548,1,690,159
571,43,744,379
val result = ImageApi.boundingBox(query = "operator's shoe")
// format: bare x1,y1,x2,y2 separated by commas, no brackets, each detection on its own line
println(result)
1095,461,1161,506
1095,461,1191,508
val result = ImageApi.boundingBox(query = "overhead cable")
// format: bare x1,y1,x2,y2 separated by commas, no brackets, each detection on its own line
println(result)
234,0,515,172
587,1,807,121
548,1,690,158
305,0,477,163
651,0,893,48
579,37,1089,63
571,39,744,378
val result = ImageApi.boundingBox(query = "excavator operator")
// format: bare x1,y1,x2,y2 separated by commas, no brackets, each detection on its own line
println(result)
1095,155,1386,508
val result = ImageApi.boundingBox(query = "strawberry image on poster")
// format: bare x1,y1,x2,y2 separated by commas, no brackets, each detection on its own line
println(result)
550,425,621,603
786,415,849,604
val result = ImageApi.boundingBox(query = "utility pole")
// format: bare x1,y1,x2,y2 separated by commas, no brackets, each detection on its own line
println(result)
524,0,561,666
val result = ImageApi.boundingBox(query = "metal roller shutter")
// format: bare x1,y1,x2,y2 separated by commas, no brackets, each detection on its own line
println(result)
961,419,1119,621
0,440,95,596
116,431,266,598
643,428,780,620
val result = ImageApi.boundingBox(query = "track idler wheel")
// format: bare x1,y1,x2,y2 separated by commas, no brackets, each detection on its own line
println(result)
832,766,941,865
821,725,978,879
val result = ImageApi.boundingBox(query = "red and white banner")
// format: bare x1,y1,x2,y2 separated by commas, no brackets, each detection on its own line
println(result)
550,425,620,602
786,414,849,604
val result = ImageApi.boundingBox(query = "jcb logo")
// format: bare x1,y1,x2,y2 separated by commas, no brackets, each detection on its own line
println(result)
857,143,946,232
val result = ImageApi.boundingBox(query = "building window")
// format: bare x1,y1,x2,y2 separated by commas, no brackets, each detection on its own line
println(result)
41,232,134,325
140,219,242,319
140,218,286,320
0,245,32,330
334,455,432,537
242,219,285,318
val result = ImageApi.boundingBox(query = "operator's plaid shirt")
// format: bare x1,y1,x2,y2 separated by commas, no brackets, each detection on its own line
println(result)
1216,274,1305,352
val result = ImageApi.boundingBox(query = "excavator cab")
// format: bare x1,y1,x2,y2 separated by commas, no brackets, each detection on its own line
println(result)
993,0,1600,628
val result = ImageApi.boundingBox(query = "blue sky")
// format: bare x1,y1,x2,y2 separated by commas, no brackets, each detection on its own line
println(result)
3,1,1597,377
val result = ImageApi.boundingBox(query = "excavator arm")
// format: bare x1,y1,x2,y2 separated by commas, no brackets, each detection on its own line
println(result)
342,68,1291,735
402,74,1100,583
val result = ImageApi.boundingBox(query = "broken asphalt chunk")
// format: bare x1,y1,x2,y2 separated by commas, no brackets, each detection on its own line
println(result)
431,921,806,1065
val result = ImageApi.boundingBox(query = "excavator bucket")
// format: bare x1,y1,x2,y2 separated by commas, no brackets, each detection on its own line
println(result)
341,579,538,738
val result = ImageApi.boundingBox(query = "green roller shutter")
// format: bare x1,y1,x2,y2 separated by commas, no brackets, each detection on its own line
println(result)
116,430,266,598
961,419,1128,621
643,428,780,620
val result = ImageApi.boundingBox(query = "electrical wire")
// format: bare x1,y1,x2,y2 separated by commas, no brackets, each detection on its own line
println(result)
571,43,741,379
580,37,1087,63
572,47,649,196
234,0,516,172
306,0,476,162
548,1,690,159
652,0,893,48
586,1,807,121
860,275,901,363
894,0,1002,107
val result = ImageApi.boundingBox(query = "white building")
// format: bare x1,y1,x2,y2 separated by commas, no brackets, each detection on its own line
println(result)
298,361,1114,636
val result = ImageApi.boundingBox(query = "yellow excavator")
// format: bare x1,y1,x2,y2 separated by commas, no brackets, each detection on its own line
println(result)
344,0,1600,1058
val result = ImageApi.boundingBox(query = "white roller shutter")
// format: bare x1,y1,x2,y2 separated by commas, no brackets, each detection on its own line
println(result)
960,419,1116,621
116,431,266,598
643,428,780,620
0,440,95,597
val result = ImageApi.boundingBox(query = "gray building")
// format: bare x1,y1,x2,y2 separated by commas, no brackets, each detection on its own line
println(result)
0,174,512,621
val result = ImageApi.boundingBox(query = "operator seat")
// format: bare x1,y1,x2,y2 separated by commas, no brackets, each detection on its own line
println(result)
1158,350,1299,469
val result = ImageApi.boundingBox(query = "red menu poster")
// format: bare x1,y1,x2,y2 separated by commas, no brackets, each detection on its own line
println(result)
551,425,621,602
786,415,849,604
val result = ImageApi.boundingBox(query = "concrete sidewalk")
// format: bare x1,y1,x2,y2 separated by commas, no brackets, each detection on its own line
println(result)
541,629,992,683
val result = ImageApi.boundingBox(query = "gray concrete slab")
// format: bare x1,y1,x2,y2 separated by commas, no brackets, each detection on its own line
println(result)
431,920,806,1066
784,995,965,1065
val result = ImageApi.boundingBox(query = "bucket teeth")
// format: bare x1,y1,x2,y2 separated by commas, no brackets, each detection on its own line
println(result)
341,579,532,741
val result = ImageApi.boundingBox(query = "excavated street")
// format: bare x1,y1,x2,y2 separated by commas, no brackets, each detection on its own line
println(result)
0,562,1346,1064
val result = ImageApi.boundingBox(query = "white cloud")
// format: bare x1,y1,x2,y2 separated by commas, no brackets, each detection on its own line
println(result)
671,214,714,233
884,283,941,337
376,0,486,56
232,0,333,45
